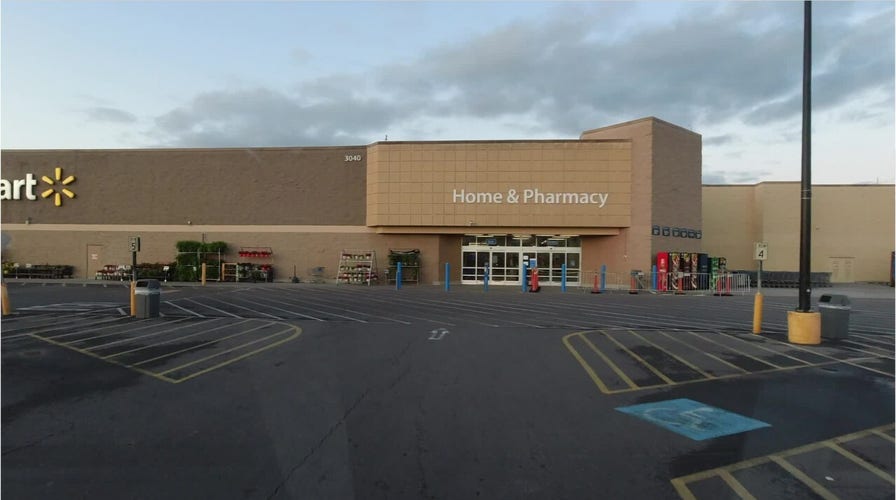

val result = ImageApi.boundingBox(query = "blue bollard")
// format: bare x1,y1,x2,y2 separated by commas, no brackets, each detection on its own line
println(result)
522,262,528,292
484,266,489,292
561,263,567,292
652,264,658,291
445,263,450,291
396,261,402,290
600,264,607,293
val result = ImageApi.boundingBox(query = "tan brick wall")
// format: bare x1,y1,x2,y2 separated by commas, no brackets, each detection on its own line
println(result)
581,117,703,274
1,147,367,226
367,141,632,228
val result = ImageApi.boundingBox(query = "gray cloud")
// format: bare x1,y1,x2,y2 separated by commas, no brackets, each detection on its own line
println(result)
704,134,735,146
147,2,893,147
85,106,137,123
152,87,402,147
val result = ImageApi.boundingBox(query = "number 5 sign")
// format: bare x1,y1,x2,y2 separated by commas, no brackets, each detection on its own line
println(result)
754,242,768,261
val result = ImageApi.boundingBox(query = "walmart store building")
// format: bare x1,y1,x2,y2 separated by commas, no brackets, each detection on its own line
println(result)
1,117,892,285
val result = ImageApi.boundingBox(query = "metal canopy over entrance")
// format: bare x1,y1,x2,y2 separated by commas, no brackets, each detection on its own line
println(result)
461,234,581,286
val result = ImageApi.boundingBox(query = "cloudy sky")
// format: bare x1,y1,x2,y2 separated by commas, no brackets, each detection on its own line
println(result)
2,1,893,184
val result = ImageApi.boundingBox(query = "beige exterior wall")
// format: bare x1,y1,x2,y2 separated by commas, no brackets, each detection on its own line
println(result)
581,117,702,274
0,118,705,283
367,140,632,229
1,147,367,225
702,183,895,282
0,225,454,284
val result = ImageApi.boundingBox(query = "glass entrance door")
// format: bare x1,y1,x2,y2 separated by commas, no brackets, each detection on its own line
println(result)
461,235,581,286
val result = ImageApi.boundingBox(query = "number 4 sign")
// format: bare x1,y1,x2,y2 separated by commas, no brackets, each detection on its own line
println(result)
754,242,768,261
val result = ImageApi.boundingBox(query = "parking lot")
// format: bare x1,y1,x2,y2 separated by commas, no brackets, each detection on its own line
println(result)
2,281,894,499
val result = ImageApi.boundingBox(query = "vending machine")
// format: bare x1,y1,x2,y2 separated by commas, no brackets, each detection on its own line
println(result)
669,252,680,292
698,253,709,289
690,253,699,291
680,252,692,291
710,257,720,291
656,252,669,292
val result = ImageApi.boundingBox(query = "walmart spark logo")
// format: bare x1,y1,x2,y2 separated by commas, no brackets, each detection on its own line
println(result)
40,167,77,207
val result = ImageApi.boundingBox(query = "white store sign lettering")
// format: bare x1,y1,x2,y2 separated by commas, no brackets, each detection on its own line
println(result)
452,188,609,207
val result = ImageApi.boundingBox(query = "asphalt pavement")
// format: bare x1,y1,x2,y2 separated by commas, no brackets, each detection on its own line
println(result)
2,281,893,499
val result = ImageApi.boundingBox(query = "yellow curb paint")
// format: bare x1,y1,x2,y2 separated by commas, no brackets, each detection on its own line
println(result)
787,310,821,345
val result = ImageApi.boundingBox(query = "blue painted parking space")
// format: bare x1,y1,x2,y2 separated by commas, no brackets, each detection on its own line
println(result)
616,398,771,441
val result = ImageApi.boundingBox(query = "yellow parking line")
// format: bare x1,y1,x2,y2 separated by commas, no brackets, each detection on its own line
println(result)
657,330,750,374
132,321,273,366
670,477,698,500
29,333,177,384
824,441,895,484
672,424,896,498
717,469,757,500
683,331,783,369
768,455,838,500
871,429,895,442
172,325,301,383
580,332,639,390
602,331,675,385
626,329,715,379
104,319,250,358
157,327,294,376
562,333,613,394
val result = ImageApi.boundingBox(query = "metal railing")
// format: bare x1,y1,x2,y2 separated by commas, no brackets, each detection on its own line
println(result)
577,271,752,296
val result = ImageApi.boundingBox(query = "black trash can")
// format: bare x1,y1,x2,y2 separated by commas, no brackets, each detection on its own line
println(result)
818,294,850,340
135,279,161,318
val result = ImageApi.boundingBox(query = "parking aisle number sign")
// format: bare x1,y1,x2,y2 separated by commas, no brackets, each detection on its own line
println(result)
754,242,768,261
129,236,141,253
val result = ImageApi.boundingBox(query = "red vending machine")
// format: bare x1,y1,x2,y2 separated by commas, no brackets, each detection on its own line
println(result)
656,252,669,292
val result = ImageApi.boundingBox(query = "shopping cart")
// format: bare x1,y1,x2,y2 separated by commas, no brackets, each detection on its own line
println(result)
308,266,326,284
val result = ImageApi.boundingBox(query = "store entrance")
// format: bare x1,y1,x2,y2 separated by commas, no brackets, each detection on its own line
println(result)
461,235,581,286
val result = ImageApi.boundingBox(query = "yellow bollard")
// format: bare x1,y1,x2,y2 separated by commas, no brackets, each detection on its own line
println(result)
787,310,821,345
1,283,12,316
201,263,207,286
752,292,764,334
130,280,136,317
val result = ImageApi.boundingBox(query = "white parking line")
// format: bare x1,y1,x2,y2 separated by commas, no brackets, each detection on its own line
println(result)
238,295,363,322
165,300,206,318
181,298,242,318
105,319,254,358
86,318,224,351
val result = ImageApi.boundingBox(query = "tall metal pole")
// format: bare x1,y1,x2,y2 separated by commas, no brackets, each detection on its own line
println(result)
798,1,812,312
